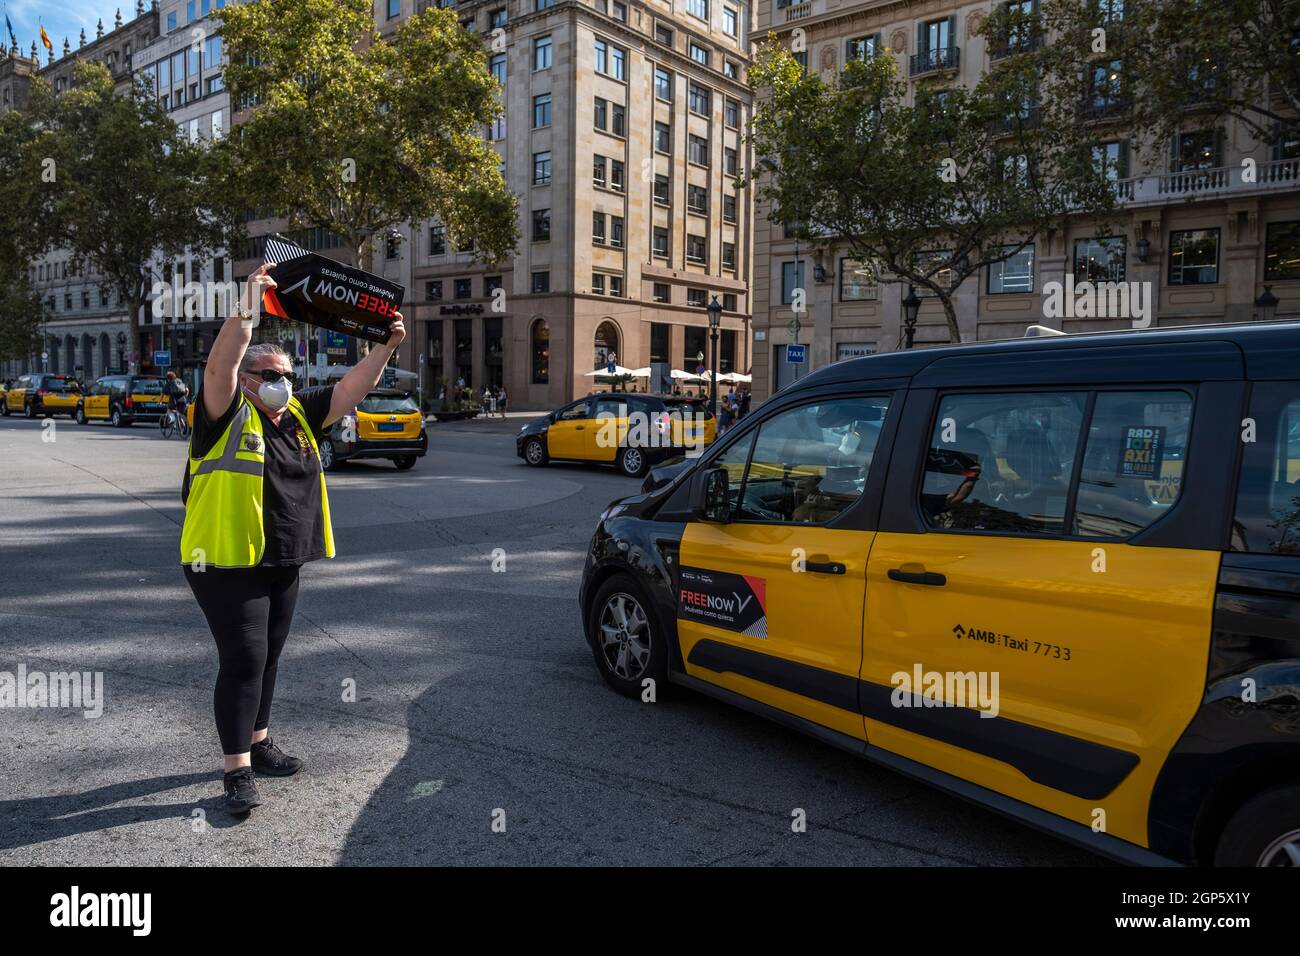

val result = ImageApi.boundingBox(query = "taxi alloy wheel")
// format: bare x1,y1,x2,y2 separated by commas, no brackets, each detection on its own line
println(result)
589,574,667,697
524,437,548,466
618,446,648,478
24,401,35,419
319,438,339,472
1215,783,1300,866
110,407,123,427
75,406,87,425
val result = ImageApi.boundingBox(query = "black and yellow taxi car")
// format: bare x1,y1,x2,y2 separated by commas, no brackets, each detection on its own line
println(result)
516,392,717,478
319,388,427,471
74,374,168,426
579,321,1300,867
1,373,83,418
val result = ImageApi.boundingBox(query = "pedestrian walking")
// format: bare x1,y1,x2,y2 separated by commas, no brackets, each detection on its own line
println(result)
497,385,508,418
180,262,406,817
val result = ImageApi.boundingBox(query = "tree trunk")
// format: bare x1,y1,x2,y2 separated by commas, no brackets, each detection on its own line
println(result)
126,293,142,375
939,294,962,344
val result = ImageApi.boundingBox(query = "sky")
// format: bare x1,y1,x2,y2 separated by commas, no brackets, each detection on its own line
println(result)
3,0,128,58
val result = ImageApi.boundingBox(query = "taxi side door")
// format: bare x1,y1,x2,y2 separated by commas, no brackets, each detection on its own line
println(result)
587,396,631,463
85,380,109,419
7,374,29,412
547,399,592,460
861,367,1238,851
676,393,896,742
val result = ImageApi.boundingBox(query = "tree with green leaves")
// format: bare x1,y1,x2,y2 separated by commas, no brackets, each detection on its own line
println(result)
215,0,518,270
748,14,1119,344
0,61,229,374
0,106,46,368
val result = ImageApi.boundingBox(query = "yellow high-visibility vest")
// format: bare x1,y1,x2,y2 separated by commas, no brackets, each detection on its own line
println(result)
179,394,335,568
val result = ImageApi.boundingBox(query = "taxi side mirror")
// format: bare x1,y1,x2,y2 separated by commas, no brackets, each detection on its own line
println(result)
690,466,731,523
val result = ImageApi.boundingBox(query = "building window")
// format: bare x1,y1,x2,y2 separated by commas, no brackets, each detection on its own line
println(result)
847,34,878,60
723,6,738,36
611,45,626,81
688,134,710,166
690,44,709,67
594,97,607,130
592,273,606,295
490,53,506,85
595,39,608,74
387,0,400,20
723,194,737,223
532,271,551,294
534,36,552,71
612,1,627,21
593,212,607,244
425,281,443,301
915,250,954,296
454,278,472,299
839,259,877,300
1173,130,1219,171
653,227,670,258
1092,141,1129,181
536,0,554,9
724,147,737,176
611,216,624,248
593,155,607,187
611,160,625,191
533,93,551,128
687,288,707,307
533,209,551,242
722,293,737,311
655,121,671,153
782,261,805,304
656,25,674,46
1168,228,1220,285
687,184,709,214
653,284,670,304
429,225,446,256
531,319,550,383
1073,236,1126,283
1265,221,1300,280
724,98,739,128
722,242,736,270
688,83,710,116
687,235,707,264
688,0,708,21
612,103,625,136
654,174,670,204
485,276,503,298
610,276,624,297
491,8,508,28
533,150,552,185
655,66,672,100
987,244,1035,294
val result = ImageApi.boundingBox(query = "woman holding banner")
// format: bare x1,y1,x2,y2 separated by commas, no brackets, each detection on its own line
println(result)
179,262,405,816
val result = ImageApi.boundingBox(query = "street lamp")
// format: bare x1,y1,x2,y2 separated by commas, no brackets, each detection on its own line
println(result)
1135,237,1151,262
706,295,722,414
902,285,922,350
1255,285,1279,323
115,331,126,374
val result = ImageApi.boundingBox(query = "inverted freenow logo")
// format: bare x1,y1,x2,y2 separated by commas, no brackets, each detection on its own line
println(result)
890,663,1000,718
0,664,103,718
1042,275,1153,328
50,886,151,936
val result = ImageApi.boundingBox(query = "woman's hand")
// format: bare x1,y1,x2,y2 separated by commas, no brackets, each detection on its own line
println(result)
387,312,406,348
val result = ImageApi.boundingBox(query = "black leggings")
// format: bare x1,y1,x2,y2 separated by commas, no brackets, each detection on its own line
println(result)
184,565,301,756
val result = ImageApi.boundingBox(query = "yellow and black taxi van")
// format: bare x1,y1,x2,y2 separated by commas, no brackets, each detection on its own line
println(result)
319,388,427,471
579,322,1300,866
75,374,168,426
516,392,717,478
1,373,82,418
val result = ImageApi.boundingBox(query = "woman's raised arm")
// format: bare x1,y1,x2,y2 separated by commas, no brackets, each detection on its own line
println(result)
204,263,277,420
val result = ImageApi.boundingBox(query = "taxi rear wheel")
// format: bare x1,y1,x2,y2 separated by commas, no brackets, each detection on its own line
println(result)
110,407,124,427
523,436,548,467
75,407,87,425
319,438,339,472
0,399,9,416
23,402,35,419
393,456,416,470
617,446,649,478
1215,784,1300,866
588,574,668,698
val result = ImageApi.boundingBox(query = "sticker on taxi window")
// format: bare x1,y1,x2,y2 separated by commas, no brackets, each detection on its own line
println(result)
678,566,767,638
1119,425,1165,480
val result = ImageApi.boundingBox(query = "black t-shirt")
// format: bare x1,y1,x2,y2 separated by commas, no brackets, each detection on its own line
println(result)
192,385,336,566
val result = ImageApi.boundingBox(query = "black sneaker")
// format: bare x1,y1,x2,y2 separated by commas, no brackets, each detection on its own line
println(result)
223,767,262,816
250,735,304,777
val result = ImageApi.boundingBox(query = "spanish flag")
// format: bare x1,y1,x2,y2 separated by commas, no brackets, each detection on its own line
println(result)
39,24,51,52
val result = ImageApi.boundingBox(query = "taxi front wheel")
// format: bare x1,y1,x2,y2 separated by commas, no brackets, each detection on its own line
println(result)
523,436,548,467
1215,784,1300,866
617,446,649,479
588,573,668,698
319,438,339,472
75,407,87,425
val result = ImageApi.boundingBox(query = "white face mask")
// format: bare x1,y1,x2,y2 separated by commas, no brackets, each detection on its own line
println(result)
245,374,292,411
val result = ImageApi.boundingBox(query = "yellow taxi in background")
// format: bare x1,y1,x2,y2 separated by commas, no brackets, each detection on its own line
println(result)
75,374,168,427
517,392,716,478
1,373,83,419
318,388,427,471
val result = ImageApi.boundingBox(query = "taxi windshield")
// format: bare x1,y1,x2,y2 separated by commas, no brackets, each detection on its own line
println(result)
133,379,165,394
359,395,419,414
43,376,79,392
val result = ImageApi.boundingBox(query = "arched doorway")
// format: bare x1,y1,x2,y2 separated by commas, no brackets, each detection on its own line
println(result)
593,320,620,371
530,317,549,385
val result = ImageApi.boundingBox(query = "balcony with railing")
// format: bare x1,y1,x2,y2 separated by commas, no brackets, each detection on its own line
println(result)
1111,158,1300,206
910,45,960,77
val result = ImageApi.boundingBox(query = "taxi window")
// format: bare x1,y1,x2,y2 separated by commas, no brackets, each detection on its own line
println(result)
592,398,626,419
359,395,419,414
43,376,77,391
557,400,589,420
921,392,1086,534
1073,391,1192,537
133,378,165,394
1232,384,1300,555
733,397,889,524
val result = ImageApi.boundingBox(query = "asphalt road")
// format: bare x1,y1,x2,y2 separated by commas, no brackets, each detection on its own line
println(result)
0,411,1097,866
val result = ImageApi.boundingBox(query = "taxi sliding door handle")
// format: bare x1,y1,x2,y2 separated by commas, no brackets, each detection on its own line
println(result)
887,569,947,586
805,561,845,575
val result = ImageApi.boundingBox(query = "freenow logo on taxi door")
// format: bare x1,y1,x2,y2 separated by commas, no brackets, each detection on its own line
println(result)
677,566,768,637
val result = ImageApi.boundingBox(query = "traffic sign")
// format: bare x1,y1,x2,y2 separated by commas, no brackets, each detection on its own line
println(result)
154,350,171,367
381,367,397,388
786,344,806,364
